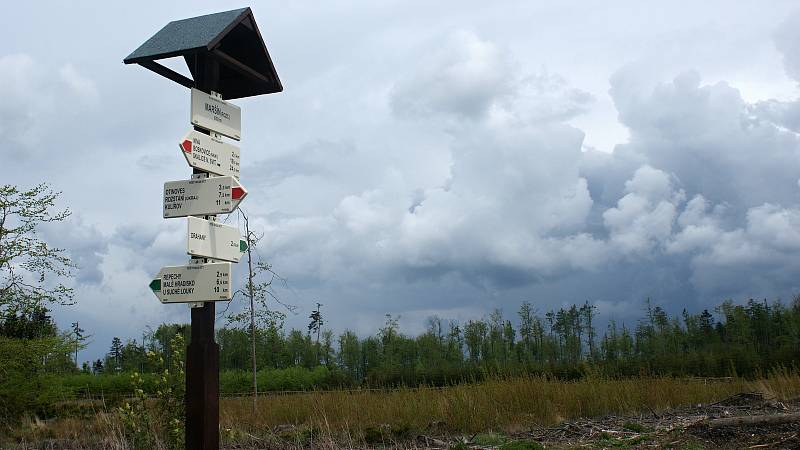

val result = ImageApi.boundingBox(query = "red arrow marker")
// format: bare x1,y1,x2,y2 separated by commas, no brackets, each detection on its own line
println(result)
231,186,246,200
182,140,192,153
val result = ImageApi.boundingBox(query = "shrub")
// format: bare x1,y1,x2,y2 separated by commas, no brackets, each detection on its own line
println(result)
118,333,185,450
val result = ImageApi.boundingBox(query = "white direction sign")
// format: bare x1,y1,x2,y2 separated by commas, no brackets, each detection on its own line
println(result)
187,216,247,263
190,88,241,140
163,176,247,218
149,261,231,303
180,130,241,178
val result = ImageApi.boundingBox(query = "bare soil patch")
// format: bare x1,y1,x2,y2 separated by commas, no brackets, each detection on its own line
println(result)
435,392,800,449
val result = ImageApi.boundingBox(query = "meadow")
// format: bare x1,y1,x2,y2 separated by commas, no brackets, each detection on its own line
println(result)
6,297,800,448
5,369,800,449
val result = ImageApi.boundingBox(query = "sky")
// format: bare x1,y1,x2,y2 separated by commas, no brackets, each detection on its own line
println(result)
3,1,800,363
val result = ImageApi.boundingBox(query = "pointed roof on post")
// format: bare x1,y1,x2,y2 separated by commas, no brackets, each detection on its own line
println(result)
124,7,282,99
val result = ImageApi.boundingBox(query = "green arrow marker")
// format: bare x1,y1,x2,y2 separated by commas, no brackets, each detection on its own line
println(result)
240,239,248,253
149,279,161,292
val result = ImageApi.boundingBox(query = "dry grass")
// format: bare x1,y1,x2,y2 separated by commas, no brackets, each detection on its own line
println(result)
219,371,800,444
5,371,800,449
221,375,757,433
3,412,129,449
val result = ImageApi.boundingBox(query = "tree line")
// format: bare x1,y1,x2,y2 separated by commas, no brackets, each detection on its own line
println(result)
86,297,800,386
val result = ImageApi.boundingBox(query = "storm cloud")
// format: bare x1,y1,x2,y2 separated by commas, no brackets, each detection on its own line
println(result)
3,1,800,361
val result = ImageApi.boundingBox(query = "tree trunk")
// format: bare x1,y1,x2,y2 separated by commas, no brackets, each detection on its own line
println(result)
706,413,800,428
244,214,258,416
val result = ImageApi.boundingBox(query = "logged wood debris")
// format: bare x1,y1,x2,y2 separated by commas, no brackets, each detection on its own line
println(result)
362,391,800,449
501,391,800,449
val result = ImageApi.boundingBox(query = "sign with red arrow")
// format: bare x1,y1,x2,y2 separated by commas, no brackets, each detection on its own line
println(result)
180,130,240,179
163,176,247,218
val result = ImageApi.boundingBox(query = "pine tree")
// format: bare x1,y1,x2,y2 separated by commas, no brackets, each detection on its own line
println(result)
308,302,324,364
108,337,124,373
70,321,89,367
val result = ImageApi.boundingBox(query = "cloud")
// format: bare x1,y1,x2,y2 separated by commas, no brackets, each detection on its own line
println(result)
610,68,800,213
774,11,800,83
59,64,99,103
256,31,605,296
5,2,800,363
0,54,50,151
601,63,800,301
43,214,108,284
390,31,513,120
390,31,593,125
251,29,800,318
603,166,684,257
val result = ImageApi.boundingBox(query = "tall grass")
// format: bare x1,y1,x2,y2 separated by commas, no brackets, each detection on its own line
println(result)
5,371,800,448
221,370,800,435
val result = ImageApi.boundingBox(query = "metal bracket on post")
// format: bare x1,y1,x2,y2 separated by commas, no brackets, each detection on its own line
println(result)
187,259,205,309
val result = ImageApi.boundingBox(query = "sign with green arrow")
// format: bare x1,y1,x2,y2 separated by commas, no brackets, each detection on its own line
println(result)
149,261,231,303
187,216,247,263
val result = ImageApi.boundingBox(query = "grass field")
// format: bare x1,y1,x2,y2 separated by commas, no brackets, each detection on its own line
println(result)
220,370,800,438
5,369,800,449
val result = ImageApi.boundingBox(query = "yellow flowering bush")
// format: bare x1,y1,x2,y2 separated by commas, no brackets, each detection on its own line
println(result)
118,333,185,449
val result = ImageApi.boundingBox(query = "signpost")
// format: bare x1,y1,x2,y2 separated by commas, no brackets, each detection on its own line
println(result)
149,261,232,303
187,216,248,262
125,7,282,449
163,176,247,218
191,88,242,140
180,130,241,178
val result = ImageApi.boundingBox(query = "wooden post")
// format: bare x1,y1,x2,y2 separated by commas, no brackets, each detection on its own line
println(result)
185,53,221,450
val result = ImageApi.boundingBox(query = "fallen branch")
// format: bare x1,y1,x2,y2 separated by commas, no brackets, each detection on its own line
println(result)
707,413,800,429
419,435,449,448
746,433,797,448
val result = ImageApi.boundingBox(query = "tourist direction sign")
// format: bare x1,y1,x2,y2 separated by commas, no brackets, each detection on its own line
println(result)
180,130,241,178
191,88,241,140
187,216,247,262
163,176,247,218
149,261,231,303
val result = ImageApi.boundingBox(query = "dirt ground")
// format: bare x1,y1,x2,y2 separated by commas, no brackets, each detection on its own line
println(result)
407,392,800,450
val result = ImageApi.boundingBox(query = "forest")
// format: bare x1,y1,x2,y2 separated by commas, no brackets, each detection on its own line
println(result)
3,295,800,419
93,296,800,381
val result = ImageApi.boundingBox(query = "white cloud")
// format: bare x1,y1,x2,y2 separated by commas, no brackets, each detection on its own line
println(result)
603,166,684,257
59,64,99,103
774,11,800,83
390,31,593,126
390,30,513,120
610,69,800,210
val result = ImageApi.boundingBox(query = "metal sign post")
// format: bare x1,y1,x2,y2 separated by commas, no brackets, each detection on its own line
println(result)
186,53,222,450
125,8,282,450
